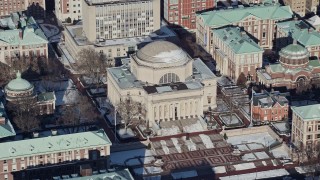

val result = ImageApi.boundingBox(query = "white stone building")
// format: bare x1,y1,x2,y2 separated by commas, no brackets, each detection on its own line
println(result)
107,41,217,126
55,0,83,22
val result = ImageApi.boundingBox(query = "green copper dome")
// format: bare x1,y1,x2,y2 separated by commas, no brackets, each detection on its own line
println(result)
280,43,309,59
6,71,33,91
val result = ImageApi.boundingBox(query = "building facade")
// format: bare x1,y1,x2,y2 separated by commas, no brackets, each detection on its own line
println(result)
283,0,305,17
82,0,161,42
107,41,217,126
291,104,320,149
55,0,82,22
305,0,319,14
0,0,45,18
0,130,111,180
162,0,214,29
196,4,293,51
257,42,320,89
252,90,289,123
211,26,263,81
0,13,48,64
276,19,320,58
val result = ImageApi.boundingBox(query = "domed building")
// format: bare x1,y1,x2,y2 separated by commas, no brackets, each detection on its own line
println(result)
5,71,56,115
107,41,217,131
257,41,320,89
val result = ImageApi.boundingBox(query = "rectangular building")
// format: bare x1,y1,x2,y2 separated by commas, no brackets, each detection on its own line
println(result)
55,0,82,22
0,13,48,64
196,4,293,51
162,0,215,29
252,90,289,123
82,0,161,42
283,0,305,17
0,129,111,180
211,26,263,81
0,0,45,19
291,104,320,150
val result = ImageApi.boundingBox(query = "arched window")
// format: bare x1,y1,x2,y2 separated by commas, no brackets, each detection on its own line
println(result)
159,73,180,84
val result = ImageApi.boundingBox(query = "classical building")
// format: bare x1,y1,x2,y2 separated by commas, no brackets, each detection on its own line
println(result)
55,0,82,22
0,13,48,64
291,104,320,149
305,0,319,14
276,19,320,57
252,90,289,123
107,41,217,126
257,42,320,89
82,0,160,42
282,0,305,17
196,4,293,50
0,0,45,19
0,129,111,180
211,26,263,81
4,71,56,115
162,0,215,29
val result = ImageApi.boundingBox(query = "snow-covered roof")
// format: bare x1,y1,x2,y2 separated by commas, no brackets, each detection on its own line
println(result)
307,15,320,26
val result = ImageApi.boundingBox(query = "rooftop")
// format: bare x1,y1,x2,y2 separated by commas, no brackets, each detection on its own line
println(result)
5,71,33,92
292,104,320,120
108,58,216,91
0,101,16,139
0,129,111,160
70,169,134,180
252,90,289,107
213,27,263,54
277,20,320,47
306,15,320,27
198,4,293,27
84,0,148,5
267,59,320,74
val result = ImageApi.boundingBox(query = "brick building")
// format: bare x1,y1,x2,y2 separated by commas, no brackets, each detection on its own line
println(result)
196,4,293,51
0,0,45,19
55,0,82,22
0,130,111,180
252,90,289,123
162,0,215,29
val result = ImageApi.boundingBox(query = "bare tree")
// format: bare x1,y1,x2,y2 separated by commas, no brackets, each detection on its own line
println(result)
7,98,40,134
236,73,247,88
0,62,15,87
57,95,97,133
116,97,141,133
77,48,109,88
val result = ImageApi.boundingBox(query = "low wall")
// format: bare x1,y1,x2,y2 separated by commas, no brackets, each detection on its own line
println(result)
222,126,283,143
111,142,147,153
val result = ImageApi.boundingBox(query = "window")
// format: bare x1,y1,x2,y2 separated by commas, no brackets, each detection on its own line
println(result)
159,73,180,84
317,134,320,139
307,135,312,140
262,32,266,38
318,125,320,130
3,160,7,164
309,127,312,132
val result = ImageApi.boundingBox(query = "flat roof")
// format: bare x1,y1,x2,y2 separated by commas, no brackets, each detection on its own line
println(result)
291,104,320,121
0,130,111,160
70,169,134,180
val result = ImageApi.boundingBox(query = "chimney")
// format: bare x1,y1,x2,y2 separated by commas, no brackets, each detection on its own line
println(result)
293,39,297,44
241,31,246,36
0,116,5,125
308,28,313,33
19,29,23,39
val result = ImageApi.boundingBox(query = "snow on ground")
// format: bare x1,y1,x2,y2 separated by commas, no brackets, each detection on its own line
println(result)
133,167,148,175
254,152,269,159
171,170,198,179
145,166,163,174
220,114,242,125
227,132,276,146
182,120,205,133
271,146,290,159
220,169,289,180
247,143,264,150
171,138,182,153
55,89,80,106
233,163,256,171
184,139,197,151
213,166,226,174
40,24,59,37
159,126,181,136
141,156,155,164
117,128,135,139
214,99,230,112
295,166,319,174
199,134,214,149
110,148,154,165
237,144,249,151
242,153,257,161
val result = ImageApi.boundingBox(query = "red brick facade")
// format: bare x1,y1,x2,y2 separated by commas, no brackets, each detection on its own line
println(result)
252,102,289,122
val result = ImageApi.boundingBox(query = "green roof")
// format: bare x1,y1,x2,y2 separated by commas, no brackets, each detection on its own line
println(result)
281,44,308,54
213,27,263,54
5,71,33,91
198,4,293,27
70,169,134,180
0,102,16,139
0,129,111,160
277,20,320,47
292,104,320,120
38,92,56,102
